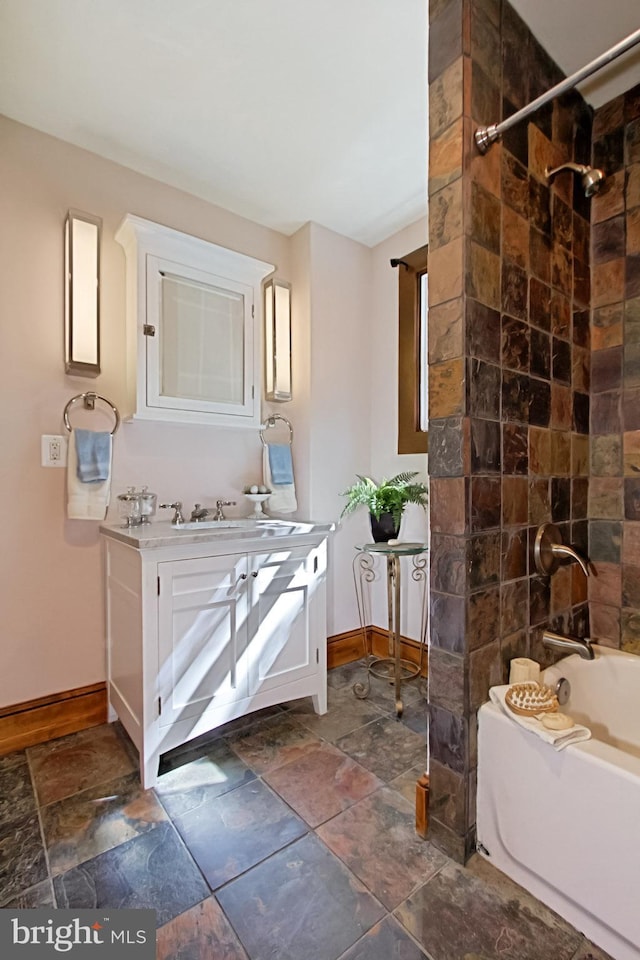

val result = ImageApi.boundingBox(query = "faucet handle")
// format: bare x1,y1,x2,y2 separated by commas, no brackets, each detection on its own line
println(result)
534,523,590,578
159,501,185,525
215,499,236,520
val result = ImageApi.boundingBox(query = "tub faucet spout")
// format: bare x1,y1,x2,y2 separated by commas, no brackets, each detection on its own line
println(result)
542,630,595,661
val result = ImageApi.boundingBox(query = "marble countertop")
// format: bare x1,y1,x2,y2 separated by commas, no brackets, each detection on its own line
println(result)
99,517,335,550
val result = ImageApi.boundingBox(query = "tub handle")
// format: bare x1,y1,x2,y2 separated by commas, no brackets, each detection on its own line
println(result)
534,523,591,578
555,677,571,705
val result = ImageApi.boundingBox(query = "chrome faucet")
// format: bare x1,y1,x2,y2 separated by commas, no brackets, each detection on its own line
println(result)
190,503,212,522
159,501,185,525
215,499,236,521
542,630,595,661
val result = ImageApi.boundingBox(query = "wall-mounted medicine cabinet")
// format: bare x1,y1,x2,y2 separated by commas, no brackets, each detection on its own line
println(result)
116,215,274,427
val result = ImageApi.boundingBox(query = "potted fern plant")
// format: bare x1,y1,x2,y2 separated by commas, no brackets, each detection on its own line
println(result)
340,472,428,542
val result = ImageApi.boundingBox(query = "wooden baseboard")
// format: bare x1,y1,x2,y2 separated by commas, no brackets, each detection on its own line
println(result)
0,682,108,756
326,628,367,669
327,626,427,676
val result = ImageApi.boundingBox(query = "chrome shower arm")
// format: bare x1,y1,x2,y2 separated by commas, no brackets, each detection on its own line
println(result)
545,162,588,179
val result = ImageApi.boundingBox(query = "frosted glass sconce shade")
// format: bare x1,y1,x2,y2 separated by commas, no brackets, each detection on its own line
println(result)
264,277,292,401
65,211,101,377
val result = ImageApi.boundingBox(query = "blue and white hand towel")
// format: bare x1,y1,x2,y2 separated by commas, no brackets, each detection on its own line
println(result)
75,429,112,482
263,443,297,514
267,443,294,485
67,429,112,520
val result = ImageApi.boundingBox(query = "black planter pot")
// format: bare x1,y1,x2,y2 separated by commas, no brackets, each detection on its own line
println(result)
369,512,400,543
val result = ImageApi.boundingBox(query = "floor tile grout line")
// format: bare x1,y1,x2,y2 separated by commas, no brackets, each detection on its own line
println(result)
142,812,212,910
37,766,145,813
209,830,388,960
206,829,312,900
304,787,437,920
330,909,437,960
163,775,313,896
226,725,423,826
24,745,56,908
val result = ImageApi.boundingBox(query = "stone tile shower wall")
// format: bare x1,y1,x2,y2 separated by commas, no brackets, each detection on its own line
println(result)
589,86,640,652
427,0,592,861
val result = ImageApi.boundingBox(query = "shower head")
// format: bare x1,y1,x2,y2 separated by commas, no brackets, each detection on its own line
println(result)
545,162,605,197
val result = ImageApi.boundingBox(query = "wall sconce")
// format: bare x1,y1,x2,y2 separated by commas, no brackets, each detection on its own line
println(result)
264,276,292,402
65,210,101,377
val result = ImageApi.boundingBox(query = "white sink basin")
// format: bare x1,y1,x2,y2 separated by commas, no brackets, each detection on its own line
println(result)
100,517,334,548
175,521,240,531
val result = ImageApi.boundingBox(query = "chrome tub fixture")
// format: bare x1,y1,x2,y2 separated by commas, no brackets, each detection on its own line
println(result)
542,630,595,661
534,523,590,578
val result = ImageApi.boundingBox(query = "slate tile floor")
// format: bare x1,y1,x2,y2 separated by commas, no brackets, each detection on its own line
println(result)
0,662,612,960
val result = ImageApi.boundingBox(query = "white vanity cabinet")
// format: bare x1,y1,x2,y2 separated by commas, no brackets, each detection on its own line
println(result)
101,522,330,788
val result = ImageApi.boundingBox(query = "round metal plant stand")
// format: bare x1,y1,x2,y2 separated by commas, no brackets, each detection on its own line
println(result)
352,542,428,717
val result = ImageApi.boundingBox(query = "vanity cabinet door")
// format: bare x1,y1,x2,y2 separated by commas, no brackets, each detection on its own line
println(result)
157,554,249,728
248,544,324,696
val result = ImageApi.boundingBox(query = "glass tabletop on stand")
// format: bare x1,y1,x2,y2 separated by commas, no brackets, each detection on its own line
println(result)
355,541,428,556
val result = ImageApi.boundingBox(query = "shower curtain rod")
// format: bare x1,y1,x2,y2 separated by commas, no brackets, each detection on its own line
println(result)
475,27,640,153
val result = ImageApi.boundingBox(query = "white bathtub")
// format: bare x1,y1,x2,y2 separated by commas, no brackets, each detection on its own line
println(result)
477,645,640,960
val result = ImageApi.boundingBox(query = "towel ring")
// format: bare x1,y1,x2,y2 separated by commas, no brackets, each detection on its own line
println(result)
260,414,293,446
63,392,120,435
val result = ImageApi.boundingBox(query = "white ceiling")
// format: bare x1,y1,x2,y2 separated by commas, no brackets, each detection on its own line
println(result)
0,1,638,247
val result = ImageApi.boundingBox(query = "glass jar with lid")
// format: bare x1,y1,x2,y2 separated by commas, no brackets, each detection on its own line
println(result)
117,486,157,526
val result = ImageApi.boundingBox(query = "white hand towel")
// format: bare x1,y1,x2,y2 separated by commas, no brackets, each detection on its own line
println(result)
67,428,112,520
263,444,297,514
489,685,591,751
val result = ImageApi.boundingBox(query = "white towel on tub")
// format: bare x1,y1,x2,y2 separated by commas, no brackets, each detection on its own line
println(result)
489,685,591,751
67,428,112,520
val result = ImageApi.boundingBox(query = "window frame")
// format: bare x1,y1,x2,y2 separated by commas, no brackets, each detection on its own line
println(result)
397,243,429,455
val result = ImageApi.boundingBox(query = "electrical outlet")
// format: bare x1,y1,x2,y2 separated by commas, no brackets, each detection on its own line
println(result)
41,435,67,467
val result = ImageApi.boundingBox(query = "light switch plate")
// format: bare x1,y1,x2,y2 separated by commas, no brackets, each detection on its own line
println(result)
41,435,67,467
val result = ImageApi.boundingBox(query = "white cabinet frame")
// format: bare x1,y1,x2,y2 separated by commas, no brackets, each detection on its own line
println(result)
115,215,274,427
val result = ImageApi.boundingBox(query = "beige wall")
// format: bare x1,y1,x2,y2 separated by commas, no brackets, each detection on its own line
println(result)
0,115,292,707
0,114,427,707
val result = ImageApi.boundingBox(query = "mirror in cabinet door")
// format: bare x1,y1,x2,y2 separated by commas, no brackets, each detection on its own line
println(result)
146,257,255,419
